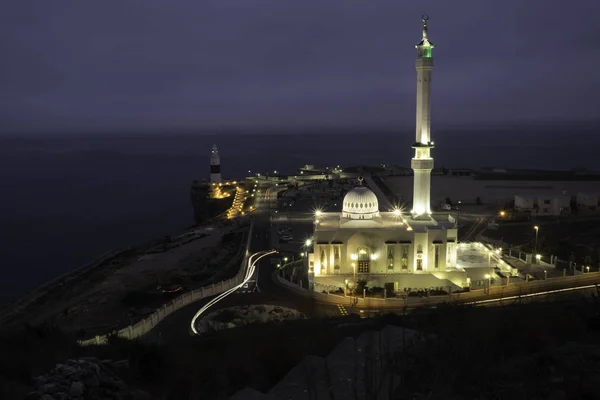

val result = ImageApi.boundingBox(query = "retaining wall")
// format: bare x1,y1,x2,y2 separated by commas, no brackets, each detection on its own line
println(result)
277,270,600,309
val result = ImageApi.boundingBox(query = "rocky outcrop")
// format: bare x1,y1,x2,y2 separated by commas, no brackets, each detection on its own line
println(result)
196,305,304,334
230,325,423,400
28,358,153,400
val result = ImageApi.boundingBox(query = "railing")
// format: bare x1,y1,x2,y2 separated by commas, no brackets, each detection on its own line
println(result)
79,218,255,346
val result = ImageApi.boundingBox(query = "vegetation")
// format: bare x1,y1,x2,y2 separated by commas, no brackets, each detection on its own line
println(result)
4,294,600,399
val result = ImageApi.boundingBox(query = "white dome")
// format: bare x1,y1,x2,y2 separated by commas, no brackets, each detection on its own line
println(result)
342,186,379,219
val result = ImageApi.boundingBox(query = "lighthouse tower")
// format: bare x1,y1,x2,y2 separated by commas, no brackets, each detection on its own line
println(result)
411,15,435,220
210,144,222,183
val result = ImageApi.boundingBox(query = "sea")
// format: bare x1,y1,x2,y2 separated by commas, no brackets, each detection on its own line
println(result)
1,126,598,303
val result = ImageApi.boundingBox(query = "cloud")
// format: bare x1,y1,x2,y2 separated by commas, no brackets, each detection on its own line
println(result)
0,0,598,133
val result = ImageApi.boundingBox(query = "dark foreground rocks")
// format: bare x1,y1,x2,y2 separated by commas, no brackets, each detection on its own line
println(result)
28,358,153,400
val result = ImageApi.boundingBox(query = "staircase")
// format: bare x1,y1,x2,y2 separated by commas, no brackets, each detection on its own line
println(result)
227,187,247,219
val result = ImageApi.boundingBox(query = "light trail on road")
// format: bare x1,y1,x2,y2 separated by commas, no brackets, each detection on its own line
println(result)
190,249,277,335
467,284,598,305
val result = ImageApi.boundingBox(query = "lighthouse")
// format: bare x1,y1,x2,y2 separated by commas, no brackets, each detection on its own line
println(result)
411,15,435,220
210,144,222,183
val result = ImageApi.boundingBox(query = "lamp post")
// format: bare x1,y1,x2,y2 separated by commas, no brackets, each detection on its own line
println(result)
534,226,539,254
352,263,356,293
488,251,493,267
457,200,461,227
544,270,547,280
485,273,491,294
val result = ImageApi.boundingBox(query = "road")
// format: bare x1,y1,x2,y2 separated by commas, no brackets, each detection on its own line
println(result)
148,180,599,342
148,181,340,343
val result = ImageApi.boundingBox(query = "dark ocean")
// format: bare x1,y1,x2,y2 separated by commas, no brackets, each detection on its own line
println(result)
1,126,598,302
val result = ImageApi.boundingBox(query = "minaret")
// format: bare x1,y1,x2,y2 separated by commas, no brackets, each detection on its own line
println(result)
411,15,435,220
210,144,222,183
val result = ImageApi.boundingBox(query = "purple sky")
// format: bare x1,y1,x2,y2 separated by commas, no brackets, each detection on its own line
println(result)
1,0,599,134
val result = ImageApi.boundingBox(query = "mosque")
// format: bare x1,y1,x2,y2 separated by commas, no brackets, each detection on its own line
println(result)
307,16,469,293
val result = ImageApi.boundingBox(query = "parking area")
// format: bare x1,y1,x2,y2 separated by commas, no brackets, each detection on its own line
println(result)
277,179,353,214
270,221,314,257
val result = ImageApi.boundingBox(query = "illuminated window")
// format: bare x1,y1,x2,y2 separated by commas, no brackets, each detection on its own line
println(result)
401,245,409,269
387,245,394,270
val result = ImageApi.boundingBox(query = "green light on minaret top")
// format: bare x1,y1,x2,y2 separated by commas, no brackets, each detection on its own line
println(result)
416,14,435,58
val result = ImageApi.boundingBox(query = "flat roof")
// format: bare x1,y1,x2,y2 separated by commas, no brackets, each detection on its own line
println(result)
315,211,456,232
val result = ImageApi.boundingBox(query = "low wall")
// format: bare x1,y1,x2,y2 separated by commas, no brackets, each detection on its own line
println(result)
277,269,600,309
79,218,255,346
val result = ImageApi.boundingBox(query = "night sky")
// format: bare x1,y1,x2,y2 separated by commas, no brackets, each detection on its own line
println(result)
1,0,599,134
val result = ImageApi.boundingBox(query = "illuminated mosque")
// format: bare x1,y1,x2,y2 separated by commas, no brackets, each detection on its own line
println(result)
307,16,469,292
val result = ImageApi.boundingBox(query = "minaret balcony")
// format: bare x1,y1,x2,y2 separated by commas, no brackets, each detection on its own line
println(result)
411,141,435,149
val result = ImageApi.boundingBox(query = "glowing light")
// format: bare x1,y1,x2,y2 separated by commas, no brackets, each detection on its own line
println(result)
315,210,322,217
536,254,541,260
351,253,358,260
484,274,490,279
407,227,413,231
190,250,277,335
499,210,506,217
393,209,402,216
305,239,312,247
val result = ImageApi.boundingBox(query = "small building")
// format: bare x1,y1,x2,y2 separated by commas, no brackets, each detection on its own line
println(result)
514,194,571,216
576,192,600,212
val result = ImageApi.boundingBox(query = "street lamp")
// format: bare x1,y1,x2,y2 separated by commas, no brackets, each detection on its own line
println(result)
488,251,493,267
352,262,356,293
587,266,590,274
484,273,491,293
534,226,539,253
457,200,461,227
536,254,541,265
544,270,547,280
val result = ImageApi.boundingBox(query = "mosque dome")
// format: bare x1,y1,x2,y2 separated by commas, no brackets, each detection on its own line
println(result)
342,185,379,219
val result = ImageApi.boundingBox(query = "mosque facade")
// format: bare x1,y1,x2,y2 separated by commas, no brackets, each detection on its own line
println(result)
307,16,469,292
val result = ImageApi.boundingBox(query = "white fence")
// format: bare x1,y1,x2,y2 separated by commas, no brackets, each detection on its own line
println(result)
79,219,254,345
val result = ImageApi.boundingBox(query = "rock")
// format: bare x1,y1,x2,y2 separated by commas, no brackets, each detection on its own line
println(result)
70,381,85,396
41,383,58,393
84,374,100,388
